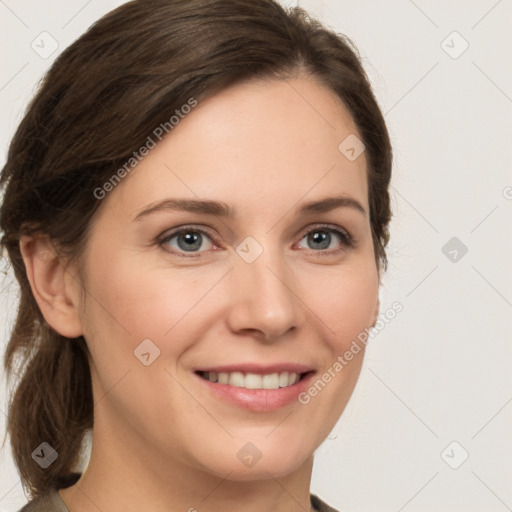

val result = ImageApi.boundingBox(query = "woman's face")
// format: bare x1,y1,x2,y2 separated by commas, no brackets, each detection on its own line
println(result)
76,76,380,480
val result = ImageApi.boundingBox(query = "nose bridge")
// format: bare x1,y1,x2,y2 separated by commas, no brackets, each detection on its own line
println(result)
226,240,300,340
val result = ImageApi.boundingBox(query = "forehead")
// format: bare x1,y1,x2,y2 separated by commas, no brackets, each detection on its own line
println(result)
102,77,368,221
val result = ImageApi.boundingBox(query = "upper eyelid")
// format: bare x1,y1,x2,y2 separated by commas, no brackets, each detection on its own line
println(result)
159,223,352,249
159,225,217,243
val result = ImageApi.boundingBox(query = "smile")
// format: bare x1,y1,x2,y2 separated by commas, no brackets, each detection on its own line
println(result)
193,364,316,411
197,370,305,390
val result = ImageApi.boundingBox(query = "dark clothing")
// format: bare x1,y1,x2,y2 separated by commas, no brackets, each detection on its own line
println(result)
20,490,340,512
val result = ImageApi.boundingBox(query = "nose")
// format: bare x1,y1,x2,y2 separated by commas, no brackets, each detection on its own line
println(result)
225,248,302,343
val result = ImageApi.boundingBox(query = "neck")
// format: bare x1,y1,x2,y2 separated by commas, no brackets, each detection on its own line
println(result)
60,423,315,512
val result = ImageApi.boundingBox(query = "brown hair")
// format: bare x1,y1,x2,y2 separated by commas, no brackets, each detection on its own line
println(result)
0,0,392,498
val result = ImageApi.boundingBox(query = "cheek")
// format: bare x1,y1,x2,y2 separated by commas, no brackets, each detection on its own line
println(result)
78,255,201,424
296,265,377,429
84,254,191,336
302,261,379,351
79,249,225,379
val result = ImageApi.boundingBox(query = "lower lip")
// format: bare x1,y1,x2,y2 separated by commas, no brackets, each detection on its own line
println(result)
195,372,315,412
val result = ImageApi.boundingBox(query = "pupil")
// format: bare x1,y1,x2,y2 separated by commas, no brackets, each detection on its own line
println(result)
309,231,330,250
178,232,201,251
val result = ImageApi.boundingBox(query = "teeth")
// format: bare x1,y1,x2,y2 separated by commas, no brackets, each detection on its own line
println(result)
245,373,262,389
228,371,244,387
278,372,289,387
262,373,279,389
202,371,302,389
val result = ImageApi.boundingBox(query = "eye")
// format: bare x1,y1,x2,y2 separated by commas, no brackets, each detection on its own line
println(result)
159,227,216,256
158,224,354,258
296,225,354,254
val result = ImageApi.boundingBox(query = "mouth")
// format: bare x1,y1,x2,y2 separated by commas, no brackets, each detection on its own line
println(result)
196,370,312,390
193,365,316,411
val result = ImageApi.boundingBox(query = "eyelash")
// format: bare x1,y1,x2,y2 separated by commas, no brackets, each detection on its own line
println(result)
157,224,355,258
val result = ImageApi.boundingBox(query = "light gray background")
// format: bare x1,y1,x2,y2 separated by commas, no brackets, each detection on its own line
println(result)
1,1,511,511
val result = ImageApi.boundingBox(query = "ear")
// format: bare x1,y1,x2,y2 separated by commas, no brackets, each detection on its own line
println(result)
19,235,84,338
371,288,381,328
371,264,384,327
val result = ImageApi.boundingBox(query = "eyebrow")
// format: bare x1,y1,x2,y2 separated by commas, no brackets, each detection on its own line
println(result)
133,195,366,222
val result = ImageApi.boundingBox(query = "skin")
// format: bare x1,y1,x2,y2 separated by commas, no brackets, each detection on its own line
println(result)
21,76,380,512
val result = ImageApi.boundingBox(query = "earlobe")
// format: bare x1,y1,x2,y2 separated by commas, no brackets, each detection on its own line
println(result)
19,235,84,338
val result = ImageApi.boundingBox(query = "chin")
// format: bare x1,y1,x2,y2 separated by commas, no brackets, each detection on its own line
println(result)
216,459,309,482
193,438,314,481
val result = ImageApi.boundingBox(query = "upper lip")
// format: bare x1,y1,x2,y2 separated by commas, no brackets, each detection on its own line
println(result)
194,363,314,375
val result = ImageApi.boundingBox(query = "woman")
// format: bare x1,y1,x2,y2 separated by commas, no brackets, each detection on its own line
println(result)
0,1,392,510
